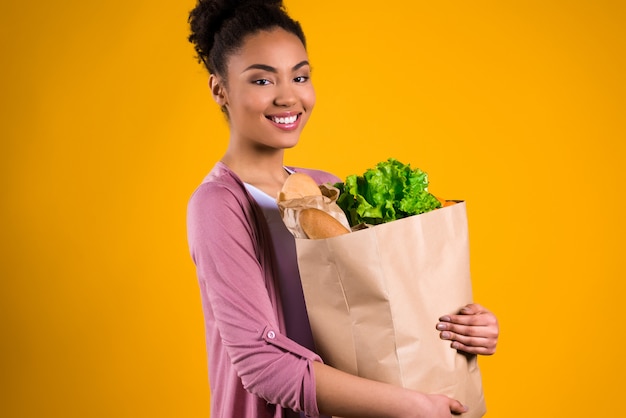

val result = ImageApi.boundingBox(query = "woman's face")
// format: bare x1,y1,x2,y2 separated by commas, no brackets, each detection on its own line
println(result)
214,28,315,152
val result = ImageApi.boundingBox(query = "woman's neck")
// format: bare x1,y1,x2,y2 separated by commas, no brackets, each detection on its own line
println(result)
221,148,290,199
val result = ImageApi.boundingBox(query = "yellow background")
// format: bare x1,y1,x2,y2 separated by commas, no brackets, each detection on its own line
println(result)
2,0,624,416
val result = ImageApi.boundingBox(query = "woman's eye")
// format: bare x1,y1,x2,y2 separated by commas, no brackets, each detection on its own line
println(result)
254,79,271,86
294,76,309,83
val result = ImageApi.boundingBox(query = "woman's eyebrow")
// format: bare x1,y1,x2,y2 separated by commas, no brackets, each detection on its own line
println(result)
243,60,310,73
293,60,310,71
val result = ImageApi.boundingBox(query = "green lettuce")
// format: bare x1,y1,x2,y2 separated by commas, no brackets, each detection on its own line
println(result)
334,158,442,227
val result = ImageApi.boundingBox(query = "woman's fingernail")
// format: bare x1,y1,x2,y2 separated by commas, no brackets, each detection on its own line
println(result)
441,331,451,339
436,323,446,330
439,315,451,322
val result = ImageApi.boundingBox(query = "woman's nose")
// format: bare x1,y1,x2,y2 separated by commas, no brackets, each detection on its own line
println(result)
273,83,297,107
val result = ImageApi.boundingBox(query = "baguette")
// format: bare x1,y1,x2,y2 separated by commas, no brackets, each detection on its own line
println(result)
300,208,350,239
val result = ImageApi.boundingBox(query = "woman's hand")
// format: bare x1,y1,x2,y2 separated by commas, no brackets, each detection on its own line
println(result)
416,393,468,417
436,303,499,355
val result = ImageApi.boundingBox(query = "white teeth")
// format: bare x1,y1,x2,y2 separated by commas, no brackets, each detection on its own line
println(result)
272,115,298,124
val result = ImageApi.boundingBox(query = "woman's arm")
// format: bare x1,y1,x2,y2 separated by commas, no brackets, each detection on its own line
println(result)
313,362,468,418
188,181,322,413
436,303,499,355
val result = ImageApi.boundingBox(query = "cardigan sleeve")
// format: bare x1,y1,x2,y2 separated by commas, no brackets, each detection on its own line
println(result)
187,179,321,416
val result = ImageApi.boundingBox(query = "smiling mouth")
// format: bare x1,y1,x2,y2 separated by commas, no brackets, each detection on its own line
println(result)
267,114,300,125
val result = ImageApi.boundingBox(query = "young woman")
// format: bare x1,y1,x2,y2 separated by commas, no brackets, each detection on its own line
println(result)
186,1,499,417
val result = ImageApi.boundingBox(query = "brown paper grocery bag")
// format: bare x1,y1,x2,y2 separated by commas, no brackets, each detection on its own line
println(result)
295,201,486,417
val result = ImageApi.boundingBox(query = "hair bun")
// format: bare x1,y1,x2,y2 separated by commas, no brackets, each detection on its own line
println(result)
189,0,285,68
189,0,304,75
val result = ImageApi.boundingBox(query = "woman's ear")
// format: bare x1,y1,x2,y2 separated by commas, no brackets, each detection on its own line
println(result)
209,74,227,107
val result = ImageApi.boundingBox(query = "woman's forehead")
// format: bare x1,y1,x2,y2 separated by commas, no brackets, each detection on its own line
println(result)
227,28,309,72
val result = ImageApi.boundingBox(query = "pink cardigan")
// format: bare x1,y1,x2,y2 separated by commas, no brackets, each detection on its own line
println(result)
187,162,340,418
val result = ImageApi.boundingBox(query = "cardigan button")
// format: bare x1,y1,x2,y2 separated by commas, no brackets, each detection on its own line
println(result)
267,330,276,339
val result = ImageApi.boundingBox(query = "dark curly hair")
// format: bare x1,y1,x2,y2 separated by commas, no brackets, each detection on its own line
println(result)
188,0,307,77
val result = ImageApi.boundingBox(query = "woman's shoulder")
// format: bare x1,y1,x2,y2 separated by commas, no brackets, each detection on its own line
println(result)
288,166,341,185
188,162,247,210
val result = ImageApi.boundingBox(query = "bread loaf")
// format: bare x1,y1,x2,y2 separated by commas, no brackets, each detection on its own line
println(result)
277,172,322,202
300,208,350,239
